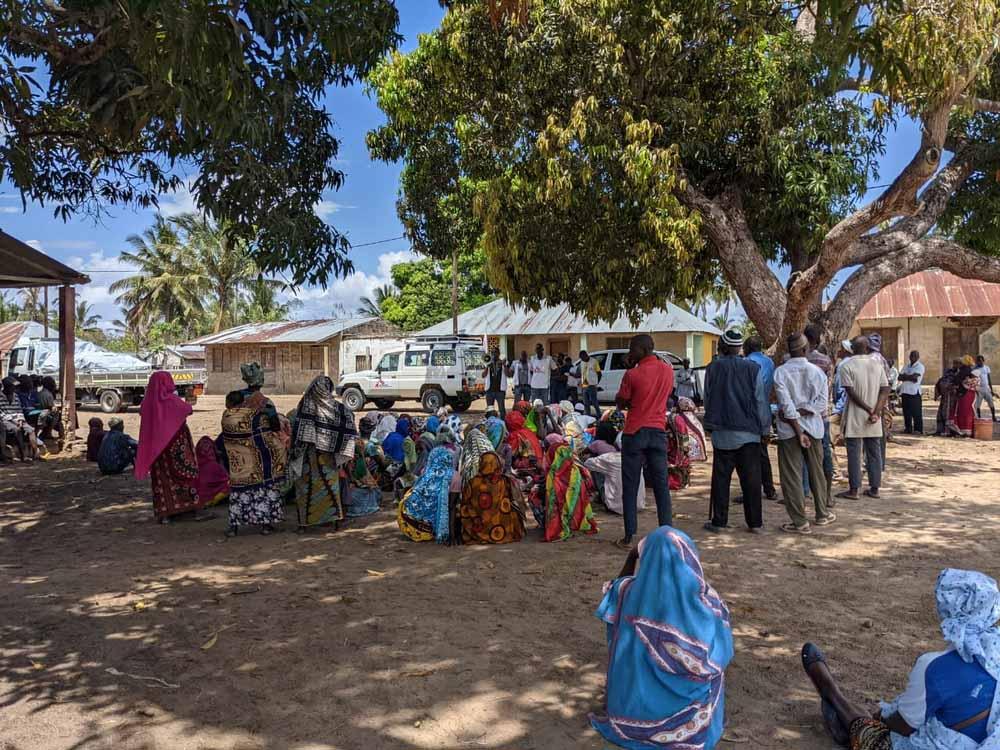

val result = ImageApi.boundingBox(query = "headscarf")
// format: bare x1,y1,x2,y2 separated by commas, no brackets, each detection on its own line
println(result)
292,376,357,459
595,420,618,446
425,416,440,435
135,371,192,479
485,415,507,449
373,414,396,443
461,427,495,483
590,527,733,749
544,443,597,541
241,361,265,388
563,420,586,454
559,400,575,417
445,414,464,440
196,436,230,503
382,418,410,462
963,355,977,367
436,424,458,447
411,416,427,436
514,400,531,416
86,417,106,462
506,411,543,461
867,332,883,353
602,408,626,433
399,446,454,544
678,397,697,413
359,414,378,437
936,569,1000,675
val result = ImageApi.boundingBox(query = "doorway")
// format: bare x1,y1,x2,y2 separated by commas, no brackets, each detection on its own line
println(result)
547,339,570,357
943,327,981,370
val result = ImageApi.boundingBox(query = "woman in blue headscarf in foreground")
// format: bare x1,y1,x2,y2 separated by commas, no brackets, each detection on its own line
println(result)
803,569,1000,750
590,527,734,749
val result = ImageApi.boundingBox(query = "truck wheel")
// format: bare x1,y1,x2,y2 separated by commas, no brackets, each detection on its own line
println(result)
341,387,366,412
99,390,122,414
372,398,396,410
421,388,445,413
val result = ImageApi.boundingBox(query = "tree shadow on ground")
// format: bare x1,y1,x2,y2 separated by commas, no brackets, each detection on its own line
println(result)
1,432,998,749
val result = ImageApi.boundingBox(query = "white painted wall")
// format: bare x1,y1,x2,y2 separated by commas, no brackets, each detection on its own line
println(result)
339,336,408,376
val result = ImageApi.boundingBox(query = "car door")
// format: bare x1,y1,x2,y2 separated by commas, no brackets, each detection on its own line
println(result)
372,352,401,397
598,351,630,403
399,349,430,399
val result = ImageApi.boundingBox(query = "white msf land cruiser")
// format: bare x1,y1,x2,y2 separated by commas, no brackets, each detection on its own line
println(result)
336,335,487,413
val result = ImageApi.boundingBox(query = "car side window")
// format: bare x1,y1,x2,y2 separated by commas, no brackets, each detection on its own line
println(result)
431,350,456,366
609,352,630,370
377,353,399,372
404,351,430,368
589,353,607,369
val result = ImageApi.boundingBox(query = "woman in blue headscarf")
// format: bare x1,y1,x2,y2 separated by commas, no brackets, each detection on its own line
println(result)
590,527,734,749
803,568,1000,750
382,418,409,463
396,446,455,544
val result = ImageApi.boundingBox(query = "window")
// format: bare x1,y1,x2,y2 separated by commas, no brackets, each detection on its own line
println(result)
212,348,225,372
606,336,631,350
431,349,456,366
609,352,630,371
404,350,429,367
589,352,607,370
355,354,372,371
377,353,400,372
309,346,325,370
261,347,276,370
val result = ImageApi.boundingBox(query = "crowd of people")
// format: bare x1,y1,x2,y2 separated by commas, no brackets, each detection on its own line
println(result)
62,332,1000,750
0,373,63,462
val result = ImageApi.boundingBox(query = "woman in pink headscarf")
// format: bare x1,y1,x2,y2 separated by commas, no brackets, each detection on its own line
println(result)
136,371,206,523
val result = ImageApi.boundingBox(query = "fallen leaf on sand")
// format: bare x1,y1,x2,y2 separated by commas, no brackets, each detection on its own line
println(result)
201,624,234,650
112,527,127,533
721,731,749,743
30,660,44,671
132,600,151,611
366,569,387,577
401,669,436,678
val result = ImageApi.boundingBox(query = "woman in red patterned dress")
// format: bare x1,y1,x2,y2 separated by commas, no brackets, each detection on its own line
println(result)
135,371,207,523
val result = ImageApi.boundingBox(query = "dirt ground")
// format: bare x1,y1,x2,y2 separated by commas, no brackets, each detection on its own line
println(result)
1,395,998,750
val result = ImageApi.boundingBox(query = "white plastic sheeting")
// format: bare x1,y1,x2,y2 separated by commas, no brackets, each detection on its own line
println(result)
21,337,151,374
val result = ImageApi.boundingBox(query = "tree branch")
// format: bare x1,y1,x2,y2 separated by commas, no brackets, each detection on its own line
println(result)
845,142,983,266
820,237,1000,345
960,95,1000,113
682,183,787,345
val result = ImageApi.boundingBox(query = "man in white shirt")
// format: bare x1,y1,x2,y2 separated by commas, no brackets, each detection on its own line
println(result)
509,351,532,404
973,354,996,422
773,333,834,534
897,350,926,434
528,343,555,404
837,336,890,500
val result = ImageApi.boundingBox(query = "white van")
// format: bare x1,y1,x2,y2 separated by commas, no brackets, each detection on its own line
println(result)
336,336,486,413
585,349,703,403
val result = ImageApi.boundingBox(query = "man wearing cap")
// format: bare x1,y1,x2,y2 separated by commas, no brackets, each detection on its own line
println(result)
836,335,890,500
773,333,835,534
616,333,674,548
703,329,771,533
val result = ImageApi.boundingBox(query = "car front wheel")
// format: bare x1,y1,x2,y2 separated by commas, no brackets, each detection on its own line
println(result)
341,387,366,412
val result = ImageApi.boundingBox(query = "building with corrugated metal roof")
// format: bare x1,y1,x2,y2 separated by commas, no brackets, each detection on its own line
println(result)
188,317,405,394
417,299,722,365
853,269,1000,381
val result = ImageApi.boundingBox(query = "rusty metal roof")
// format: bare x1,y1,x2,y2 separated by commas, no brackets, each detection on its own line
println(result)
858,270,1000,320
417,299,722,337
189,317,387,346
0,321,46,353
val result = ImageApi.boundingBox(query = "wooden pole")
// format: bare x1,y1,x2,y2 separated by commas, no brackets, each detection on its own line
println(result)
58,285,76,445
451,247,459,336
43,287,49,337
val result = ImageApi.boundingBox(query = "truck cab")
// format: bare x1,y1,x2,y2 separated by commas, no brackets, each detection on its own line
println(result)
337,336,486,413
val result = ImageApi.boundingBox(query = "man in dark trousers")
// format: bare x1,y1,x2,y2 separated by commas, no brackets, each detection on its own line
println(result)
703,329,771,534
616,334,674,549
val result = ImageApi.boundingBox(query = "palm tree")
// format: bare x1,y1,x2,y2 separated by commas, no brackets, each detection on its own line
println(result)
110,216,206,336
0,291,20,323
75,300,102,336
357,284,396,317
712,313,733,332
240,276,301,323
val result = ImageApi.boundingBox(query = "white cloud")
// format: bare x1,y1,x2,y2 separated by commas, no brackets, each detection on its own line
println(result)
0,206,20,214
47,240,100,251
314,200,355,218
158,176,200,217
65,251,138,322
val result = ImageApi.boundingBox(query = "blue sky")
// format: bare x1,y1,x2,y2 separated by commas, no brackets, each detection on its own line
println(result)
0,3,925,328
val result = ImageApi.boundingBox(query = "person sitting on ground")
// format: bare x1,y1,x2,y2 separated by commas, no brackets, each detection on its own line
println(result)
458,450,525,544
506,410,546,527
543,442,598,542
97,418,138,475
802,568,1000,750
345,427,382,519
15,377,40,426
86,417,106,462
397,446,455,544
585,445,645,514
195,436,230,506
0,377,36,462
574,402,597,430
36,376,63,440
586,420,620,457
483,407,512,471
590,526,734,750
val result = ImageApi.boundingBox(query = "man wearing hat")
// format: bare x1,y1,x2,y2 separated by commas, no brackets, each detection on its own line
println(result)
703,329,771,533
773,332,835,533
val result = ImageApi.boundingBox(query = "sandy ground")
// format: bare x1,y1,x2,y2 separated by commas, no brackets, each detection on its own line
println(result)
1,395,998,750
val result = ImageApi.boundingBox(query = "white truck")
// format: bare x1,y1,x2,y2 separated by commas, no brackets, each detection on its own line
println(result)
336,335,486,413
6,337,206,413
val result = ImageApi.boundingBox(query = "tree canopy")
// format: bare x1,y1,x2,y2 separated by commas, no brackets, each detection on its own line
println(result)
1,0,399,286
369,0,1000,348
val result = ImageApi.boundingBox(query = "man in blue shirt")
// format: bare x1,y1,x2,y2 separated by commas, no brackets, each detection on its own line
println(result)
743,336,777,501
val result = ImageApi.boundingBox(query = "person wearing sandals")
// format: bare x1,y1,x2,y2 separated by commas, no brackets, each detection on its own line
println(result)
801,568,1000,750
773,333,834,534
836,336,890,501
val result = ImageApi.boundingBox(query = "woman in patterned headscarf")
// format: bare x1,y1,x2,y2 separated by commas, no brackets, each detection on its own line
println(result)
543,443,598,542
221,364,289,536
239,361,292,449
397,446,455,543
458,451,524,544
803,569,1000,750
290,375,358,532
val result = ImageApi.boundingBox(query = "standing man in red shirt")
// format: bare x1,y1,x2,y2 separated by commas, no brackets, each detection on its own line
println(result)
615,334,675,549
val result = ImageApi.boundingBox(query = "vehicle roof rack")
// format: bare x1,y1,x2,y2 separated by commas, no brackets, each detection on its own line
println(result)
406,334,483,351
